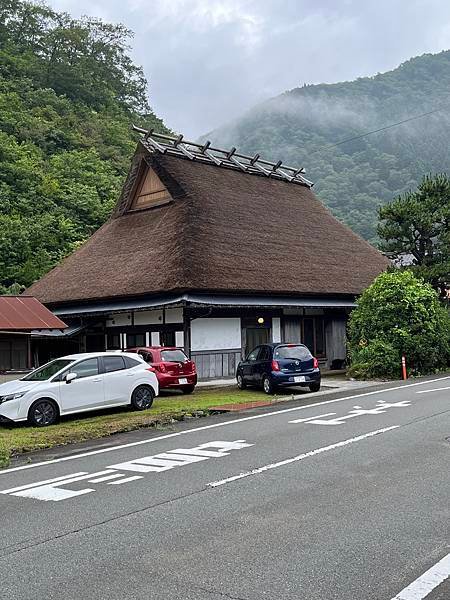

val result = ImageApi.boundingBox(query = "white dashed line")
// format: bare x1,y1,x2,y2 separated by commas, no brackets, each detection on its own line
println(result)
207,426,399,487
416,386,450,394
390,552,450,599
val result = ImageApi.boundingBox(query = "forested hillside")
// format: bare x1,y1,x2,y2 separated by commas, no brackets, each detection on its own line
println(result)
0,0,168,293
203,51,450,243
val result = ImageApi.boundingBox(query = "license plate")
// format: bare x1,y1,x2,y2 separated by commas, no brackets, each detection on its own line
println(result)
294,376,306,383
179,378,188,384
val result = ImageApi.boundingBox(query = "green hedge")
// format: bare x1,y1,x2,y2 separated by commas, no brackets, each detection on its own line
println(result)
348,271,450,378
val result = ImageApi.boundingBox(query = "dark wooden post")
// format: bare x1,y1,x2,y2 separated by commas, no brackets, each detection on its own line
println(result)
26,334,32,369
183,306,191,358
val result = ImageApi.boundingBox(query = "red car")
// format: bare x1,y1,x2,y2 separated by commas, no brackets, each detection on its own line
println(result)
126,347,197,394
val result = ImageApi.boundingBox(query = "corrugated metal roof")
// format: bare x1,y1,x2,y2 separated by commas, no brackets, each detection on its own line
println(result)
0,296,67,330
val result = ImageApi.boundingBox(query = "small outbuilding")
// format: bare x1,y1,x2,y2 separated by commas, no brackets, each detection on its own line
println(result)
27,130,389,377
0,296,66,377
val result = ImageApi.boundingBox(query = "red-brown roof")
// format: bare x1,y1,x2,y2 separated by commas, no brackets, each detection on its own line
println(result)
27,141,390,305
0,296,67,330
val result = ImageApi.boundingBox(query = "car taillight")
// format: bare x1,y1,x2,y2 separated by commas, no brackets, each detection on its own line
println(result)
151,363,166,373
271,359,280,372
313,357,319,369
146,367,156,373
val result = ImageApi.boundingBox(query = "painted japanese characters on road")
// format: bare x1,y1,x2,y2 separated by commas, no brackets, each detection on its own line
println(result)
289,399,411,425
0,440,252,502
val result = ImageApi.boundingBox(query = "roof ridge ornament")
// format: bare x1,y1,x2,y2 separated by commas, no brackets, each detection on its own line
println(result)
132,125,313,187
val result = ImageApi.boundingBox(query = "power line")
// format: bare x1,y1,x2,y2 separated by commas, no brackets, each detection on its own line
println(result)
308,103,448,157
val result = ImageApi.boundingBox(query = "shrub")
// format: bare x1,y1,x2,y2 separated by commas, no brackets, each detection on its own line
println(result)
348,270,450,378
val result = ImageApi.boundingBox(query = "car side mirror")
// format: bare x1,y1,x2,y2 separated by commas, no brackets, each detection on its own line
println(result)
65,372,78,384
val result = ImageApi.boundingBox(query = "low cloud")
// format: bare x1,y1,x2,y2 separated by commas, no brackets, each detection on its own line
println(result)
45,0,450,137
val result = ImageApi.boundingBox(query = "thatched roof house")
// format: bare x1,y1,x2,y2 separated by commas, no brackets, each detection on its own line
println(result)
28,129,389,376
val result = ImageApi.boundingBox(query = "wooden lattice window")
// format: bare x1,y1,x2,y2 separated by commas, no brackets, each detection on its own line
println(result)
130,167,172,210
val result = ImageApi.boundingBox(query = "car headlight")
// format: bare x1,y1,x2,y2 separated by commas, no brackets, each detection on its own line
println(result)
0,391,27,403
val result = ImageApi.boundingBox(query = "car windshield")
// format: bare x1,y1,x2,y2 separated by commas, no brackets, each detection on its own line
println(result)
160,350,188,363
274,345,312,360
21,359,75,381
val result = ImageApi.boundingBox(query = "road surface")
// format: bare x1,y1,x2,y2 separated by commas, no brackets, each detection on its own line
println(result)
0,376,449,599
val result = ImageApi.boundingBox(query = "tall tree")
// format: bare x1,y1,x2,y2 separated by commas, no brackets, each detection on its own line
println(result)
377,173,450,299
0,0,169,293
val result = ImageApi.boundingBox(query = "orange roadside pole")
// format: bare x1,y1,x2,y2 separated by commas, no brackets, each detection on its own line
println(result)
401,355,407,380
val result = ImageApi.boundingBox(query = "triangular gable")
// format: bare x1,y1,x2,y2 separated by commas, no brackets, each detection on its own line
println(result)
129,165,172,211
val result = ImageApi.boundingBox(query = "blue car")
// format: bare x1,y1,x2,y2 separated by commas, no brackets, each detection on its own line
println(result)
236,343,321,394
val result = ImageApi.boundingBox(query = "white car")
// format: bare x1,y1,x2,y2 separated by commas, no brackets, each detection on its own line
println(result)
0,352,159,426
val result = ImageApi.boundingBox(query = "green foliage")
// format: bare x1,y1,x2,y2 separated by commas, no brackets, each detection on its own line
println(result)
0,0,169,290
378,173,450,298
347,340,400,379
348,271,450,379
204,51,450,243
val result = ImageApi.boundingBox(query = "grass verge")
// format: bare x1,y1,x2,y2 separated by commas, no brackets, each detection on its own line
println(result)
0,386,297,468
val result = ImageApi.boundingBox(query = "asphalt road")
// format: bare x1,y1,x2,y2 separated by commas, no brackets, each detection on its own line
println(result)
0,375,449,600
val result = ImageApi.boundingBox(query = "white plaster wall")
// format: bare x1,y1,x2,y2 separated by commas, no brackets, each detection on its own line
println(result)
106,313,131,327
272,317,281,342
191,318,241,351
151,332,160,346
165,307,183,323
106,309,182,327
175,331,184,348
134,310,163,325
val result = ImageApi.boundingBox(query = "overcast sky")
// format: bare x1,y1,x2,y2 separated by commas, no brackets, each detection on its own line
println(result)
45,0,450,137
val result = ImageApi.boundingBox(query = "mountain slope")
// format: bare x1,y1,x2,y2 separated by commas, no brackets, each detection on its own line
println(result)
202,51,450,243
0,0,169,292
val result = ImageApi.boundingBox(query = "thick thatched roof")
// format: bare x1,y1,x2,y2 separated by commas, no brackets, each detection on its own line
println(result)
27,134,389,305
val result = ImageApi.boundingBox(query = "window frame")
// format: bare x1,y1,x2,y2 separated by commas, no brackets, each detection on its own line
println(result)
64,357,100,380
102,355,126,374
257,345,271,361
246,346,261,362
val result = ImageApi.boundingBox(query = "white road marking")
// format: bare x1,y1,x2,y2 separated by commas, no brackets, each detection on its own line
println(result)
155,452,210,463
0,376,448,476
0,472,87,494
207,426,399,488
289,412,336,423
10,470,112,501
1,441,254,502
390,552,450,600
168,448,233,457
107,475,143,485
293,400,411,426
416,386,450,394
88,472,124,483
107,458,177,473
108,440,253,474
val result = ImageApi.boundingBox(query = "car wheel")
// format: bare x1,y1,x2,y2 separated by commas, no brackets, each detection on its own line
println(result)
131,385,154,410
262,375,275,395
237,373,247,389
309,382,321,393
28,399,59,427
181,385,195,394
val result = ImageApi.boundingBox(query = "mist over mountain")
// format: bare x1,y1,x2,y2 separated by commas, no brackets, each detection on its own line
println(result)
202,51,450,242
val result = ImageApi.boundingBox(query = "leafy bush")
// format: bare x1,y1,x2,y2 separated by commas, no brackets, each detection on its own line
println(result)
348,271,450,378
